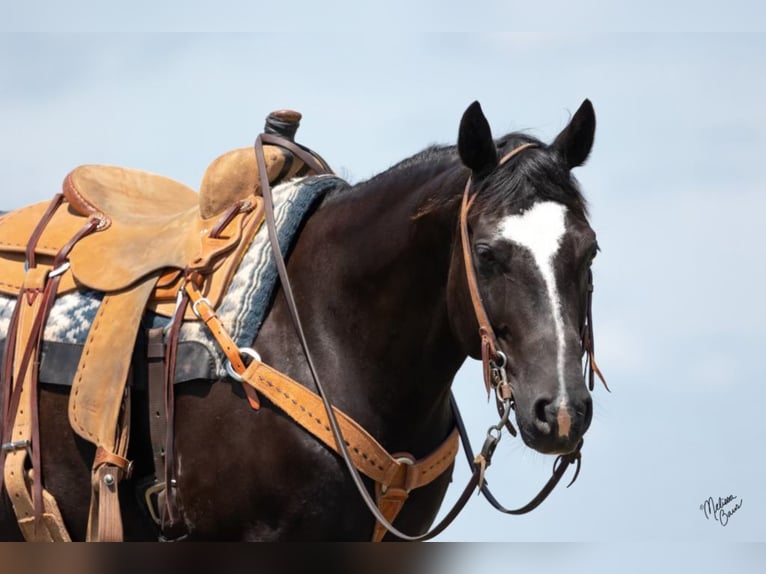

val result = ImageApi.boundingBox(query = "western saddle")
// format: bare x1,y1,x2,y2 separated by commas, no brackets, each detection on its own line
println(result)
0,110,333,541
0,110,461,542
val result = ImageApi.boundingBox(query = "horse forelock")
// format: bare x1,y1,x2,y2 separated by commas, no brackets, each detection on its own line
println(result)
475,134,589,222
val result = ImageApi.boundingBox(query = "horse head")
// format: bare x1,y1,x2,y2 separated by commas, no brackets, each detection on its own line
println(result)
448,99,598,455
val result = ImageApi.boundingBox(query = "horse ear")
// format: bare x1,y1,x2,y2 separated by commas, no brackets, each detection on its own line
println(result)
552,99,596,169
458,101,498,175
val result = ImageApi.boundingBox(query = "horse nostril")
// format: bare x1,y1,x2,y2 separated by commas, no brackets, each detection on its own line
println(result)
534,398,552,434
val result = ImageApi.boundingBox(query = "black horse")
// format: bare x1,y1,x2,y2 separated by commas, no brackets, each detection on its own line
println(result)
0,99,601,541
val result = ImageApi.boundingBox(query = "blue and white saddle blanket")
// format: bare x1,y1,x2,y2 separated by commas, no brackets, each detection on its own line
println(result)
0,175,346,385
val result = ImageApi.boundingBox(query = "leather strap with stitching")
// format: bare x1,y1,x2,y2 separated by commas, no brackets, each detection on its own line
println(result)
185,281,460,493
242,358,460,490
188,277,461,541
88,440,132,543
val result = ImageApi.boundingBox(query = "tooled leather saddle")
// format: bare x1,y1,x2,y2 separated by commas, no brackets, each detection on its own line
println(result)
0,110,333,541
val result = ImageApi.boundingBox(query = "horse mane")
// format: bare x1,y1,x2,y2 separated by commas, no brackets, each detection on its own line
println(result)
359,144,460,190
324,132,589,222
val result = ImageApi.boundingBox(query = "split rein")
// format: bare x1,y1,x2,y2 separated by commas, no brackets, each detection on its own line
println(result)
239,137,595,540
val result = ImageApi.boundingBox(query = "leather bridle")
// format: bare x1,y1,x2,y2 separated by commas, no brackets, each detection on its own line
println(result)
250,137,606,540
457,142,608,517
459,143,537,404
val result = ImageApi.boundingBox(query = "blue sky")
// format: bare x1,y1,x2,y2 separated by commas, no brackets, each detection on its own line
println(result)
1,4,764,570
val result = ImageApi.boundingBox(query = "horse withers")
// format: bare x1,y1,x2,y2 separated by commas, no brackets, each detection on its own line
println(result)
0,100,604,541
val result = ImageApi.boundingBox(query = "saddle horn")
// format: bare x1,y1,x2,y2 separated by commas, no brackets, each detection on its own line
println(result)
264,109,301,141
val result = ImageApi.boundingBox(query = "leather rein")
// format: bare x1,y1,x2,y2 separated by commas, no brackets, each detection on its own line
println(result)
228,136,604,540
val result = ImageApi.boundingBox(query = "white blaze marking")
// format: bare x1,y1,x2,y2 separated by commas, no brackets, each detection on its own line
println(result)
497,201,569,404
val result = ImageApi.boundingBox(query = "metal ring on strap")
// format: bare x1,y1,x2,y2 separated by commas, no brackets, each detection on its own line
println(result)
225,347,262,382
490,350,507,370
191,296,213,319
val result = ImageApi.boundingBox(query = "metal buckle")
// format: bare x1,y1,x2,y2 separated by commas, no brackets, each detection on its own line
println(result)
380,456,416,496
1,439,31,454
191,296,212,320
225,347,262,382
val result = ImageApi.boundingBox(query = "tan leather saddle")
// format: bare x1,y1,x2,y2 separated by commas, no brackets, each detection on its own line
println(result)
0,128,326,315
0,110,333,541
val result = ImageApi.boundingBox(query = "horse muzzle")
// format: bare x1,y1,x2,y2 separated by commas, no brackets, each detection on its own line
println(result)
517,391,593,455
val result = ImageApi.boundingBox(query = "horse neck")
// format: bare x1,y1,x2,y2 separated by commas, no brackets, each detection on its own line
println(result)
292,164,469,441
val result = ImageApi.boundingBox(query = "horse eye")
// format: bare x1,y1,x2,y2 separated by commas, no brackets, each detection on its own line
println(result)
475,243,494,262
